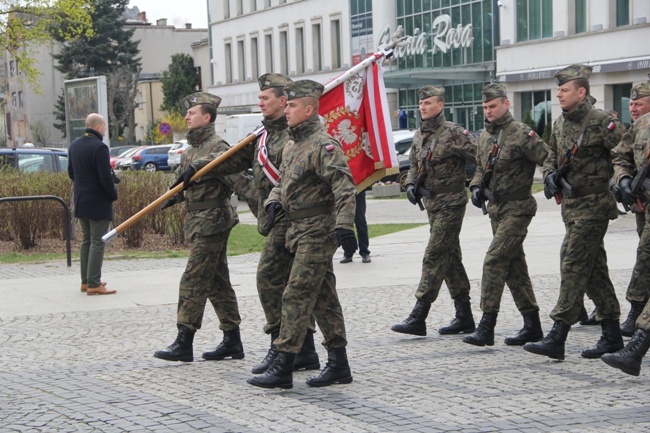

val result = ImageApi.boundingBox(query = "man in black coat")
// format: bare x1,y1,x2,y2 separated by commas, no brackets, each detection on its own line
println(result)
68,113,118,295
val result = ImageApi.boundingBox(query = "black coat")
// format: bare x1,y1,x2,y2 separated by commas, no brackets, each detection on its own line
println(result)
68,129,118,220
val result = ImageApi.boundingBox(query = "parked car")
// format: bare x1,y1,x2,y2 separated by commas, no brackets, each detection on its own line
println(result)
112,146,144,170
108,145,135,158
123,145,173,172
167,140,190,170
0,147,68,173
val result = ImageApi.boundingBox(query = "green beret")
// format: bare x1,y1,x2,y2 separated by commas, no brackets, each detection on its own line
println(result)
258,73,292,90
418,85,444,100
631,82,650,100
481,83,507,102
181,92,221,110
554,64,592,86
283,79,324,100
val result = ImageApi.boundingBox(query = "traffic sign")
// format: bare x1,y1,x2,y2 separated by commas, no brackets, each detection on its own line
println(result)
158,122,172,135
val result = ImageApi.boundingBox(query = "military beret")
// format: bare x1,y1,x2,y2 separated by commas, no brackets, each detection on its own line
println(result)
181,92,222,110
630,82,650,100
283,79,324,100
481,83,507,102
418,85,445,100
258,73,292,90
554,64,592,86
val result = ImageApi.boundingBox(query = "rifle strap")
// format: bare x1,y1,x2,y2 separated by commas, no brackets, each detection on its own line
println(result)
481,121,517,188
564,108,595,166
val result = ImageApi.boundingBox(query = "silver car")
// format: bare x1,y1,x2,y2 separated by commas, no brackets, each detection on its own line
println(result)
167,140,189,170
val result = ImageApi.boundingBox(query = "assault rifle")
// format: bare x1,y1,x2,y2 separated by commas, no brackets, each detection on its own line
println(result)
549,144,579,205
478,142,500,215
629,155,650,212
413,149,431,211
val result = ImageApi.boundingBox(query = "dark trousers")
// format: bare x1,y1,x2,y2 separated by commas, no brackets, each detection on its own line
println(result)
346,190,369,257
78,218,110,288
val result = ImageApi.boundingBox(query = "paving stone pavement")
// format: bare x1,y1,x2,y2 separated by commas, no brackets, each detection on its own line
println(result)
1,195,650,432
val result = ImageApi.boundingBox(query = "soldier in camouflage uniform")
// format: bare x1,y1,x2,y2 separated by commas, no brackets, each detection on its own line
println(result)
391,85,477,338
524,64,624,361
602,109,650,376
247,73,319,375
247,79,357,389
608,82,650,337
463,84,548,348
153,92,249,363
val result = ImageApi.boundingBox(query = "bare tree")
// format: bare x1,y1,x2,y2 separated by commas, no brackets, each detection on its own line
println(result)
107,66,141,141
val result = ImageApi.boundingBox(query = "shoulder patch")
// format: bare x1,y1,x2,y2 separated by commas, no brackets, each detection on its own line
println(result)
607,121,616,131
325,144,335,152
528,130,536,137
462,129,469,136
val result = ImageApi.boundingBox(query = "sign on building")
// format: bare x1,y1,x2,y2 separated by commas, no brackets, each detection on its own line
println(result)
64,76,109,146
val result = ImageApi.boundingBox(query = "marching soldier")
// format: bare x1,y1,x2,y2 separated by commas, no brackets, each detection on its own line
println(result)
609,82,650,337
391,85,477,338
249,73,320,375
463,83,548,347
524,64,623,361
247,80,357,389
153,92,250,362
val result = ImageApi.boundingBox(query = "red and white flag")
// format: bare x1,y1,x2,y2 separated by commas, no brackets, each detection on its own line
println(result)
319,62,398,191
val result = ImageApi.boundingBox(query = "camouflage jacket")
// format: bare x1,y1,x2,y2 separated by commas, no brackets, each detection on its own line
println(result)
470,111,548,218
175,125,243,241
268,115,356,252
405,114,477,213
252,115,291,235
542,98,621,222
612,112,650,182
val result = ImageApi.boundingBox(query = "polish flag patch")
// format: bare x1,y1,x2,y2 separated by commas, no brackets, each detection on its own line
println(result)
607,122,616,131
528,130,536,137
325,144,336,152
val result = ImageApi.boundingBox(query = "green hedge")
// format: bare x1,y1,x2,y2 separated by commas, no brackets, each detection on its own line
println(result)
0,170,185,250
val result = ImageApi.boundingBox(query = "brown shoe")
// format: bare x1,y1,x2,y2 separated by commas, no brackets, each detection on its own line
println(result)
87,285,116,295
81,282,106,292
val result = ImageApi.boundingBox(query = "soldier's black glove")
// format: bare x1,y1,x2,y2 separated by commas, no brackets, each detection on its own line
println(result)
170,166,196,190
619,177,637,208
470,186,483,209
610,182,623,203
265,202,283,231
544,171,559,199
111,169,121,184
160,196,178,211
336,228,358,255
406,184,418,205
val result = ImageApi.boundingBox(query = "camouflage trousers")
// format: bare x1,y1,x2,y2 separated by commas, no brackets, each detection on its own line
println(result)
275,238,346,353
550,220,620,324
256,221,293,335
625,209,650,303
635,300,650,332
177,232,241,332
480,214,539,315
414,205,471,303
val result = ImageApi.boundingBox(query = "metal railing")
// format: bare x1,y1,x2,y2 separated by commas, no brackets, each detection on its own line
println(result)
0,195,72,266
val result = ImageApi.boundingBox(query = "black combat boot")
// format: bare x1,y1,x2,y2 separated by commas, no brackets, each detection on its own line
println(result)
294,330,320,371
202,328,245,360
247,351,296,389
581,319,625,359
153,324,195,362
438,299,476,335
621,301,646,337
391,299,431,336
602,329,650,376
578,306,589,324
580,308,600,326
306,347,353,387
462,312,497,346
504,311,544,346
523,321,570,360
251,330,279,374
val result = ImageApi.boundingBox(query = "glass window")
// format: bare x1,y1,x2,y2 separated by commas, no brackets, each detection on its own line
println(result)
237,39,245,82
519,90,552,137
613,83,632,128
312,23,322,71
264,33,273,73
296,27,305,74
331,19,342,69
279,31,288,74
517,0,553,42
251,37,259,78
616,0,629,26
575,0,586,33
224,43,232,83
224,0,230,19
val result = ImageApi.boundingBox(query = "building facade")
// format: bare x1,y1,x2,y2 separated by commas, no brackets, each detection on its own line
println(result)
497,0,650,134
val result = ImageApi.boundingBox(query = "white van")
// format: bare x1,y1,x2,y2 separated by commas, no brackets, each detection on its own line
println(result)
223,113,264,146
